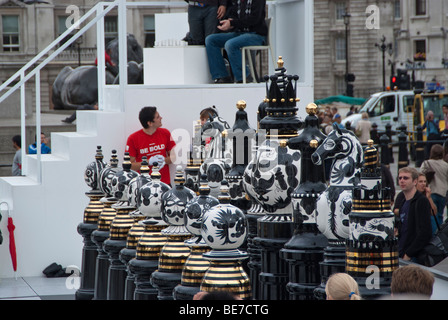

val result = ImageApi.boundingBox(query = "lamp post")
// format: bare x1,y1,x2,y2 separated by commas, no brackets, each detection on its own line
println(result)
375,36,393,91
343,9,351,96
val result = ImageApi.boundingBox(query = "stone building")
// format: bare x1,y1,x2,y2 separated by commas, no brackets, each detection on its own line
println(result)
313,0,448,100
0,0,185,110
1,0,447,107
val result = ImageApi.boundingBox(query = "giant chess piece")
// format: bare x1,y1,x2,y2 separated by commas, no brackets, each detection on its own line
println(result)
174,174,219,300
76,146,106,300
92,149,121,300
200,112,232,198
185,119,203,194
311,123,364,299
128,164,171,300
242,100,268,300
279,103,328,300
346,140,398,299
226,100,256,211
119,157,152,300
103,152,138,300
249,57,302,300
200,180,251,299
151,166,195,300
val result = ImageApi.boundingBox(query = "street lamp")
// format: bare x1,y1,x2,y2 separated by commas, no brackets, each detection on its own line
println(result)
375,35,393,91
343,10,351,96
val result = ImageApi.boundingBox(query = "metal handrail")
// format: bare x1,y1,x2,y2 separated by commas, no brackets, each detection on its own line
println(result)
0,0,187,182
0,1,119,181
0,1,118,104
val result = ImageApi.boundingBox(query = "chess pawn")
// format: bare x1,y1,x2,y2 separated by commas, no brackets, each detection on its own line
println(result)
92,149,121,300
200,180,251,300
150,166,195,300
76,146,106,300
174,174,219,300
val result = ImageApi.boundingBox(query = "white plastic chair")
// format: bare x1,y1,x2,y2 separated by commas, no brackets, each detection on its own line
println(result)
241,18,275,83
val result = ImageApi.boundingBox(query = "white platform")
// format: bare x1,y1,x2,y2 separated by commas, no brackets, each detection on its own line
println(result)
144,46,212,85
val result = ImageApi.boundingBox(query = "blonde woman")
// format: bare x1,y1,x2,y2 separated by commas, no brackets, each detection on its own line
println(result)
325,273,361,300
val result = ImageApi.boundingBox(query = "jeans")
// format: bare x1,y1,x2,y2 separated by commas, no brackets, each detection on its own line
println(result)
205,32,266,82
431,193,446,234
188,6,219,45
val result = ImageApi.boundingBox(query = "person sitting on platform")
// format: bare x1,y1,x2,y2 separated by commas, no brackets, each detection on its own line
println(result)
125,106,176,185
205,0,267,84
186,0,228,45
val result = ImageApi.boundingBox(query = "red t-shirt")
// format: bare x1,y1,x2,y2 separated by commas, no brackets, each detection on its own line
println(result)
125,128,176,184
95,52,114,66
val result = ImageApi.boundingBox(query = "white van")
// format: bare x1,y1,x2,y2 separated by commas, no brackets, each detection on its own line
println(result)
341,90,415,133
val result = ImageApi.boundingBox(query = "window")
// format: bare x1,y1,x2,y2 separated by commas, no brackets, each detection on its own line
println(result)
2,15,19,52
105,16,118,46
58,16,76,49
403,95,414,113
414,39,426,60
370,96,395,117
143,15,155,48
335,2,346,21
335,37,346,61
416,0,426,16
394,0,401,19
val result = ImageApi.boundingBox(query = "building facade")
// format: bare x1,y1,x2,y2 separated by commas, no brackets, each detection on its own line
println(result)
313,0,448,100
0,0,185,110
1,0,447,107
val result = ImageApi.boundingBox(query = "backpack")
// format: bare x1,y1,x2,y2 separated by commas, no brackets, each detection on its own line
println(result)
417,222,448,267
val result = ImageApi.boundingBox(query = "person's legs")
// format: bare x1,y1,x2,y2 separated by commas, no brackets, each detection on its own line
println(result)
202,6,219,40
205,32,238,81
432,193,446,228
188,6,205,45
224,32,266,82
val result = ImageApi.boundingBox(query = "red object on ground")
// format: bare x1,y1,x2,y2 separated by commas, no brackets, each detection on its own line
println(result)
7,216,17,273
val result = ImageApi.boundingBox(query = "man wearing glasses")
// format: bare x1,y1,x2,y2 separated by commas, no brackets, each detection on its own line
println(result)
395,167,432,263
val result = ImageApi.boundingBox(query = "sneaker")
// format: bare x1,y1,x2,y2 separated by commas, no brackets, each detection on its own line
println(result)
214,76,233,84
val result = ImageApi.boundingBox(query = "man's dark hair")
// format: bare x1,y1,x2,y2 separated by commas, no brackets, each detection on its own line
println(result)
200,107,218,121
139,106,157,129
12,135,21,148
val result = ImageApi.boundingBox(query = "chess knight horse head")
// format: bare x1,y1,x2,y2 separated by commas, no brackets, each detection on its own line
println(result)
311,123,364,241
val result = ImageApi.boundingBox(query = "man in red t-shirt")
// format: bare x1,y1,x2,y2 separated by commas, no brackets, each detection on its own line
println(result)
126,106,176,185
